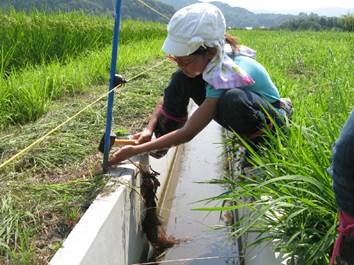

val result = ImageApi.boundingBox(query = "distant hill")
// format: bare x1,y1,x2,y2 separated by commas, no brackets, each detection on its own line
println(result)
314,7,354,17
120,0,174,22
6,0,346,29
252,7,354,17
159,0,296,28
0,0,175,22
157,0,196,10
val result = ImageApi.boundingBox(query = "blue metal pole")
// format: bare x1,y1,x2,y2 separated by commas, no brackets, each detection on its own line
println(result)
103,0,123,171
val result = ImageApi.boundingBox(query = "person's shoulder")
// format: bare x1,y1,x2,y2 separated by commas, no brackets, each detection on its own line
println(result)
234,54,259,69
234,54,256,63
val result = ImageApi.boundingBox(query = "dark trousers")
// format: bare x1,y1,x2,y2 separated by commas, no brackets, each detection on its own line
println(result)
154,70,283,143
328,109,354,216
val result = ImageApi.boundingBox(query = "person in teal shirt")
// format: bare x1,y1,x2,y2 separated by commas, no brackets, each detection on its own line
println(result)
206,54,280,104
108,3,292,165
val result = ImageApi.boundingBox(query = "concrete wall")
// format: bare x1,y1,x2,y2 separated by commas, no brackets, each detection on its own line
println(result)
50,147,178,265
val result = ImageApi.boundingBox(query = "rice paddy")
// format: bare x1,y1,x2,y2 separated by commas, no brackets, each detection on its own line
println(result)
0,9,353,265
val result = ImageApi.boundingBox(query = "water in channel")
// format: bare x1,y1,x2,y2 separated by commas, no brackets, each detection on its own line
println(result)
155,116,239,265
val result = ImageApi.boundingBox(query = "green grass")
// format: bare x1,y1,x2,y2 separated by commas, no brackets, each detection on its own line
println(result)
0,12,353,264
0,60,176,264
0,11,112,76
215,30,354,264
0,11,173,263
0,11,167,128
0,20,166,128
0,10,166,76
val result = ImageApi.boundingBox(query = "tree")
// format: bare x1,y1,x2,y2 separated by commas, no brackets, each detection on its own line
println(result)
298,20,321,31
340,13,354,31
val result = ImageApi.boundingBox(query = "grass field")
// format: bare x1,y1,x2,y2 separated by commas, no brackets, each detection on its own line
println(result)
0,11,171,264
0,11,166,128
220,30,353,264
0,10,353,265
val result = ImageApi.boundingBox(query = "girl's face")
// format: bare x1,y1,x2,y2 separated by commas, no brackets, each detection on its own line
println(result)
168,49,216,78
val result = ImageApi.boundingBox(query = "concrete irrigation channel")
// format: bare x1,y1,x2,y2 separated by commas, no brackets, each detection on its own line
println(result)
50,105,284,265
145,113,238,265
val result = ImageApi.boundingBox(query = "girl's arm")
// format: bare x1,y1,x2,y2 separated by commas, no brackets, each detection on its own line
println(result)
108,98,218,164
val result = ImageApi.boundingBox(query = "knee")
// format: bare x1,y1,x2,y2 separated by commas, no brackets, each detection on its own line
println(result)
217,89,248,118
214,89,250,130
218,89,247,109
215,89,266,135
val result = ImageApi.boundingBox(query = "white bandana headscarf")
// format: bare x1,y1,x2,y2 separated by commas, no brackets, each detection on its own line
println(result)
162,3,256,89
202,40,256,89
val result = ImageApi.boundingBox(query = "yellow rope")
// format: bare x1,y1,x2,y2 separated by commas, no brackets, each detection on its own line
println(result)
126,59,166,82
135,0,171,22
0,59,167,170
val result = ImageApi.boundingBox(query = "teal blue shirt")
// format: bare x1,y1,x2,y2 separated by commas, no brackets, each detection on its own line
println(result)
206,55,280,103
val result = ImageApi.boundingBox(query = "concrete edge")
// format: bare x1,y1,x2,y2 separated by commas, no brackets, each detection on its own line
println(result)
49,147,178,265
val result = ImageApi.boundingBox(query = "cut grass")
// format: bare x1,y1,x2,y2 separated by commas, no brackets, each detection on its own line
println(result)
0,60,176,264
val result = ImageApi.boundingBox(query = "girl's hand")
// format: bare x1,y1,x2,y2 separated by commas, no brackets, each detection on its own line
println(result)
108,145,137,165
132,130,153,144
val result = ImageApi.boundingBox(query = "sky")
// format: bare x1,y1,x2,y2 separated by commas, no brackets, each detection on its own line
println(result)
201,0,354,12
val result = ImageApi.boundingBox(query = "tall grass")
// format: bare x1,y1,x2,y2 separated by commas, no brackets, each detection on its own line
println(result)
0,11,112,76
217,30,354,264
0,38,165,128
0,11,166,129
0,10,166,76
